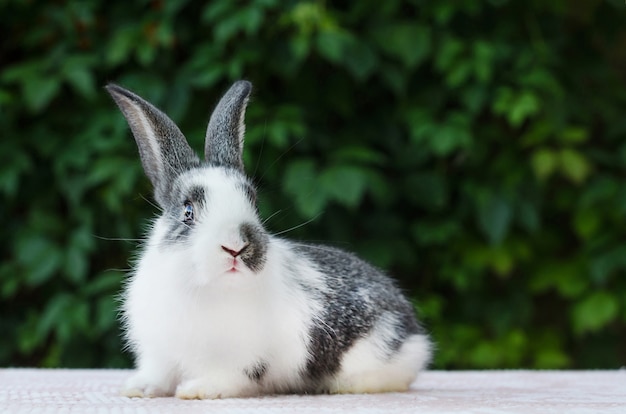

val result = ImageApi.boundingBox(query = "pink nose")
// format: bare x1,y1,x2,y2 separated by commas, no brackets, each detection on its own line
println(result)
221,245,246,257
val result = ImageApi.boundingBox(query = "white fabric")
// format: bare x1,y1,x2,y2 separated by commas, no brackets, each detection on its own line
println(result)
1,369,624,413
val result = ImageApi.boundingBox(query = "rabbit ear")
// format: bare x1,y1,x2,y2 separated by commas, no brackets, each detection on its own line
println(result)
106,84,200,206
204,80,252,171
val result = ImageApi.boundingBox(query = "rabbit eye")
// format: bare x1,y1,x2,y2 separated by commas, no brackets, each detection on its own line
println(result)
183,201,194,224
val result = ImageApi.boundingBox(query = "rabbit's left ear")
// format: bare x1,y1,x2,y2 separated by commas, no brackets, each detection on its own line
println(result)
204,80,252,172
106,84,200,206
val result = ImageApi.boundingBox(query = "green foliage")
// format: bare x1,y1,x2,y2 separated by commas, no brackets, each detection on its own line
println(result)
1,0,625,369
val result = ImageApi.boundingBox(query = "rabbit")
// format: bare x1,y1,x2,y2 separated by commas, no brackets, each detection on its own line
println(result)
106,80,432,399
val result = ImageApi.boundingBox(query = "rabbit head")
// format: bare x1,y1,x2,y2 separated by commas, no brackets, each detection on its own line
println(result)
106,81,268,285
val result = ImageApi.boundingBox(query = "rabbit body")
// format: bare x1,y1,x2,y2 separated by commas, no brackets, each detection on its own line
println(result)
107,81,431,399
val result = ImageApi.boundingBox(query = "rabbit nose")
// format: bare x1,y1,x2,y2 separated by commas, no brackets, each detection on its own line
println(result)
221,244,248,257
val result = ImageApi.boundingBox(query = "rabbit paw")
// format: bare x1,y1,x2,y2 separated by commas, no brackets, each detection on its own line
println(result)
175,377,251,400
175,378,223,400
122,373,174,398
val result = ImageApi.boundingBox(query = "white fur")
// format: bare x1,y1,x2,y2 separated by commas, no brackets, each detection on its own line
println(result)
328,333,431,394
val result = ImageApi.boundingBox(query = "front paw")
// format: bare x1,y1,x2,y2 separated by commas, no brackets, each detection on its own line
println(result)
122,373,174,398
175,377,253,400
175,378,222,400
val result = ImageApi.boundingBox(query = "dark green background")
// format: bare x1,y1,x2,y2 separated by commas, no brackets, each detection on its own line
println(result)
1,0,625,369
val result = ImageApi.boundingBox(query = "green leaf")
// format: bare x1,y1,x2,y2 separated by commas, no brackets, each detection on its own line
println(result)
371,23,431,68
531,148,557,180
492,88,540,127
405,172,448,211
516,200,540,233
509,91,540,126
472,40,495,83
435,36,463,72
0,264,20,299
191,66,224,88
202,1,233,23
64,66,96,99
317,28,379,80
36,294,73,340
559,149,591,184
476,194,512,245
572,292,618,335
282,159,327,218
589,246,626,285
83,271,123,296
95,296,118,333
573,208,600,240
411,220,458,245
521,121,553,146
316,30,352,63
18,314,41,354
530,261,588,298
23,76,61,113
409,112,472,156
559,127,588,144
261,106,306,148
463,244,517,277
86,158,132,187
329,146,386,165
136,42,157,66
17,237,63,287
106,26,137,66
64,246,88,285
461,85,487,114
445,60,472,87
342,39,378,81
285,2,336,34
534,348,570,369
289,33,312,62
431,123,471,156
320,165,368,207
379,63,408,95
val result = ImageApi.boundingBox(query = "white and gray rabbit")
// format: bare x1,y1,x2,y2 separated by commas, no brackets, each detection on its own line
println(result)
106,80,432,399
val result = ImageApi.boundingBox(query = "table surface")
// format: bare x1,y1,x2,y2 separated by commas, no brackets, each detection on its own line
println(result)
1,369,625,413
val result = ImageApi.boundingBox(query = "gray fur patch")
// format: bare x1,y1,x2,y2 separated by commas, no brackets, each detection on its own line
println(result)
294,244,421,383
244,360,268,383
239,222,268,272
161,182,208,246
188,186,206,204
238,181,257,207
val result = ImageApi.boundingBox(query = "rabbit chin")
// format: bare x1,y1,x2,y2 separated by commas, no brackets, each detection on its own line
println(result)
189,256,258,286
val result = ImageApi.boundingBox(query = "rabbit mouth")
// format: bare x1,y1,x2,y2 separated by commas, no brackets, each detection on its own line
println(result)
227,258,242,274
223,254,262,275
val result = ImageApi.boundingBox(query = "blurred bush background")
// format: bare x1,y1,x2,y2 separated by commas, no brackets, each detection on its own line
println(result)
1,0,625,369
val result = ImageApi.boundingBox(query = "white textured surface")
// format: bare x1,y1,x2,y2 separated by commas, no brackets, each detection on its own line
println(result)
1,369,625,413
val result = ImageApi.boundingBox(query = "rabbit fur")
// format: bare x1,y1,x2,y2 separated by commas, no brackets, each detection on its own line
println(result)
106,80,432,399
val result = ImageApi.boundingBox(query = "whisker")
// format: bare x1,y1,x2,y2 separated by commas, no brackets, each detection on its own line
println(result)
273,213,322,236
140,194,162,212
258,137,304,183
104,267,133,273
93,235,143,242
252,120,268,180
291,242,353,255
262,209,284,225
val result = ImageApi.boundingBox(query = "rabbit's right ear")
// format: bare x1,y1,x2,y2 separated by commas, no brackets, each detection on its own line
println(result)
106,84,200,206
204,80,252,171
